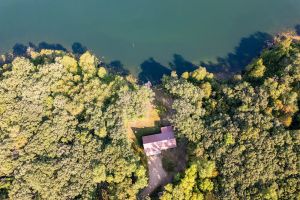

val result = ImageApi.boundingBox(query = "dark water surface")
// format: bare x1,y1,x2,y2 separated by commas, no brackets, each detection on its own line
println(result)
1,0,300,81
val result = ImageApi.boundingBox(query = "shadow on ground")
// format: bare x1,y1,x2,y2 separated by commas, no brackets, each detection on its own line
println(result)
131,121,161,146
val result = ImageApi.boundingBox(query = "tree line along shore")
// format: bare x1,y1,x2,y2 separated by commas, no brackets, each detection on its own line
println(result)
0,33,299,199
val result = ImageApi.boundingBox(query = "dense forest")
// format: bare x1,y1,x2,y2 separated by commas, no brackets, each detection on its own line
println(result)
0,50,153,199
0,35,299,200
161,36,300,199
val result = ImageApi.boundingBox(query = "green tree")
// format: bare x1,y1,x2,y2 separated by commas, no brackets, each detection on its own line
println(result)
162,37,300,200
0,50,152,200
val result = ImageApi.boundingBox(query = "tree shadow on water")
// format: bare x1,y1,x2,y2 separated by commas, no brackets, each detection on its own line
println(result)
37,42,67,51
13,43,28,56
108,60,130,76
71,42,87,54
169,54,197,75
201,31,272,73
12,42,90,57
10,31,276,83
295,24,300,36
138,31,273,83
12,42,68,56
138,58,171,84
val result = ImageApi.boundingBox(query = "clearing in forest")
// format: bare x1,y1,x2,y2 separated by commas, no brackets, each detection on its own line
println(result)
126,87,187,198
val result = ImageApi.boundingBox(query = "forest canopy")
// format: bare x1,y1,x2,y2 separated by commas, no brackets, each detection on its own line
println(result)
161,36,300,200
0,35,299,200
0,50,153,199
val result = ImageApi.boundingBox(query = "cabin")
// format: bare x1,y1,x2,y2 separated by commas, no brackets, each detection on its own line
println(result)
142,126,177,156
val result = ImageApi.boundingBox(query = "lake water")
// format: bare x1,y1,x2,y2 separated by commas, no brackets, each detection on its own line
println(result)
1,0,300,81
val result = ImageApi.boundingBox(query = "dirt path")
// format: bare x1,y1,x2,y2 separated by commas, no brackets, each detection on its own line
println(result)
139,140,187,199
139,155,170,199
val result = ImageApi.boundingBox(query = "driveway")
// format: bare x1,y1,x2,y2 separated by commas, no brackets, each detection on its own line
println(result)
139,154,170,199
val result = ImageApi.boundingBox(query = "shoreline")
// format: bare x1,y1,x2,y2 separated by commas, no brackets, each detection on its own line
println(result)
1,29,300,84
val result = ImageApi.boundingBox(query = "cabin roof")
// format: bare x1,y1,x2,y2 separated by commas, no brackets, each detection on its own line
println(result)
142,126,177,156
142,126,175,144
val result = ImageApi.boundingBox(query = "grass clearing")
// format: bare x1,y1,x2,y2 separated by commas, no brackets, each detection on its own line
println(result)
127,101,161,146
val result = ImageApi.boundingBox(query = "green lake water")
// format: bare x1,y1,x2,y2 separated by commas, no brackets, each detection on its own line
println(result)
1,0,300,81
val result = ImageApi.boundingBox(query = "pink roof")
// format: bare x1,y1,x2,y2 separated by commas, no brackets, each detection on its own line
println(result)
142,126,177,156
142,126,175,144
161,126,173,134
